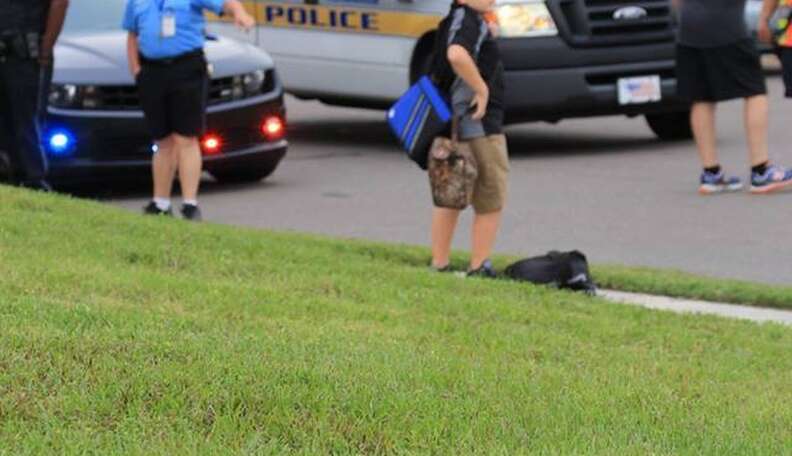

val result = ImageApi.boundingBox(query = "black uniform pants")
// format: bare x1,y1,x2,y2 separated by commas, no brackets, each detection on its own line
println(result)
0,56,51,183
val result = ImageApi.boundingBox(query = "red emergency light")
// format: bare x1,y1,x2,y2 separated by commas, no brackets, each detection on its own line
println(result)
202,134,222,155
261,116,285,140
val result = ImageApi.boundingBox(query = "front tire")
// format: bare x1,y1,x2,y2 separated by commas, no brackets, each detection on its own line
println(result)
645,112,693,141
0,150,12,183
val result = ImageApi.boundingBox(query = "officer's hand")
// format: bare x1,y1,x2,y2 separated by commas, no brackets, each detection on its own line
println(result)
235,12,255,31
470,88,489,121
758,19,773,44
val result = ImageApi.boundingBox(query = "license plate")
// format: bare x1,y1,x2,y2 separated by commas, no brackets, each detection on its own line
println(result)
618,75,662,105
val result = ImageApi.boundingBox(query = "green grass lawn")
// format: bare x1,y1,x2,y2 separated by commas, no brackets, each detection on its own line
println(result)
1,185,791,454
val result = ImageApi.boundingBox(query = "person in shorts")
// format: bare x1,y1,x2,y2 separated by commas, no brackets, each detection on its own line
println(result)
676,0,792,194
123,0,254,221
759,2,792,98
429,0,509,277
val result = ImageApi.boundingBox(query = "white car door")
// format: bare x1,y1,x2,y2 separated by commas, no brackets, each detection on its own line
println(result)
211,0,443,103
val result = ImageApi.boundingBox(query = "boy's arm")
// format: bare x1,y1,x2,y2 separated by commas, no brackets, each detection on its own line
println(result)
222,0,255,30
40,0,69,66
447,44,489,120
127,32,141,78
759,0,781,43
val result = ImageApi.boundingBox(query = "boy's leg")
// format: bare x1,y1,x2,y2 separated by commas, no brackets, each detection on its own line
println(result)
748,48,792,193
470,210,502,270
173,133,202,202
431,207,461,269
744,94,770,167
469,135,509,271
690,102,718,168
152,135,176,200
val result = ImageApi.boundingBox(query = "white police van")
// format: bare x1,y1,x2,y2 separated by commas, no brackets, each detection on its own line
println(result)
210,0,693,140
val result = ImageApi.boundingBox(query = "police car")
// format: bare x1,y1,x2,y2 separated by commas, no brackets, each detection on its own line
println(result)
0,0,288,186
210,0,695,140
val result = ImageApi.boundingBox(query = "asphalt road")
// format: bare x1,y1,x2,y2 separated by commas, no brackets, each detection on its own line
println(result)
108,77,792,286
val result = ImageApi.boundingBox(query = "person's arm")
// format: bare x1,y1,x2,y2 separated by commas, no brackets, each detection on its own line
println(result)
222,0,255,30
127,32,141,78
40,0,70,66
759,0,781,43
447,45,489,121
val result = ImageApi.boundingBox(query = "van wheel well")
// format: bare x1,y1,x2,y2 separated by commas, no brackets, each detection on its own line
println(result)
410,31,437,85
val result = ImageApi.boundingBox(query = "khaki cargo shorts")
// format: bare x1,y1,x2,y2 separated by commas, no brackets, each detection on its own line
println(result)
458,134,510,213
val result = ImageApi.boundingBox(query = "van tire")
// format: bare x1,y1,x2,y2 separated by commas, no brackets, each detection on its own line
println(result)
645,112,693,141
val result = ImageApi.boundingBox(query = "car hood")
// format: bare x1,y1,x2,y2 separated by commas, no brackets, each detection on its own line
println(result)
53,31,274,85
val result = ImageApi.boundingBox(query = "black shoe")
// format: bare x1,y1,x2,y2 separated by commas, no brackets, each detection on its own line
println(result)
430,263,453,273
181,204,202,222
467,259,497,279
143,201,173,216
21,180,53,193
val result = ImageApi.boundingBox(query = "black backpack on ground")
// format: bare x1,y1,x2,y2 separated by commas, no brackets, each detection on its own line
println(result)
504,251,596,295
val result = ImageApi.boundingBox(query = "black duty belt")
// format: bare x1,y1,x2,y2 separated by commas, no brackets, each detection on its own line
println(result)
139,49,205,67
0,31,41,60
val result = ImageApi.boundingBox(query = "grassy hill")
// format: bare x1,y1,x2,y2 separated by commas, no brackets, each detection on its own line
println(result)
0,186,790,454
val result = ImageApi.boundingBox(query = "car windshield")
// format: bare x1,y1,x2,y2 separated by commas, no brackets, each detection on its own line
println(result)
63,0,128,33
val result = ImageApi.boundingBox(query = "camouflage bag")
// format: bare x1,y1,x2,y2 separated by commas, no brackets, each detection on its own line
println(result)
428,117,478,210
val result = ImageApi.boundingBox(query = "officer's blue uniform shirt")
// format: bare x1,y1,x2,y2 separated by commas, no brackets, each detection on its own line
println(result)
123,0,226,59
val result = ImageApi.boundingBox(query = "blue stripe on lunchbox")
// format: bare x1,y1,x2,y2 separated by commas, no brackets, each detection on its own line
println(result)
418,76,451,122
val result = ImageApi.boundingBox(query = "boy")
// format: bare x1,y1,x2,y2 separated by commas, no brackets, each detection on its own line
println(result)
429,0,509,277
124,0,254,221
675,0,792,194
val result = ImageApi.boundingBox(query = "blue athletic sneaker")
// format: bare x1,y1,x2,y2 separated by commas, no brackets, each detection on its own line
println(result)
750,165,792,194
699,170,743,195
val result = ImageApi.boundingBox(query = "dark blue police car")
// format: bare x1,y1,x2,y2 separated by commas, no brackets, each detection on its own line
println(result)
0,0,287,185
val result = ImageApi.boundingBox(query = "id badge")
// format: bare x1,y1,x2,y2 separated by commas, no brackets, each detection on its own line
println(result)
161,13,176,38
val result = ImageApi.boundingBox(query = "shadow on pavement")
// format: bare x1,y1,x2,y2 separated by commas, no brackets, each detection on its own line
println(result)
57,175,274,201
287,117,673,159
505,127,667,159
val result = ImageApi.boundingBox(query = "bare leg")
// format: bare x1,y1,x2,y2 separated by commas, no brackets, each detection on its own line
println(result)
173,133,202,201
690,102,718,168
431,207,461,268
470,210,502,270
152,135,176,199
744,95,770,167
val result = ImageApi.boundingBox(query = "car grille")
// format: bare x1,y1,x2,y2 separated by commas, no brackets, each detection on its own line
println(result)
556,0,674,47
79,70,276,111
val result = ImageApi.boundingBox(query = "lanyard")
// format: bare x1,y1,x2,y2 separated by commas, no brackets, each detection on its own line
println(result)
156,0,168,12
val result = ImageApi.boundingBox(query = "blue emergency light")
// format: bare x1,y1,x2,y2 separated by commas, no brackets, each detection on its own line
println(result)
47,130,75,156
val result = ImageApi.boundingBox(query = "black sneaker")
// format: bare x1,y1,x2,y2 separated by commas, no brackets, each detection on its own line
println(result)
181,204,202,222
143,201,172,216
467,259,497,279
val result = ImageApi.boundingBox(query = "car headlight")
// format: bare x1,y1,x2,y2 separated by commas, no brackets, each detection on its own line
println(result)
228,70,269,99
49,84,79,108
243,69,266,95
48,84,101,109
493,1,558,38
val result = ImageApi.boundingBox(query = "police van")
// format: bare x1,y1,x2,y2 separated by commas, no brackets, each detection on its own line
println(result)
210,0,692,140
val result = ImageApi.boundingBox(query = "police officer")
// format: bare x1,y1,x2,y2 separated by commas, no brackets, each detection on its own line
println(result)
124,0,254,221
0,0,70,191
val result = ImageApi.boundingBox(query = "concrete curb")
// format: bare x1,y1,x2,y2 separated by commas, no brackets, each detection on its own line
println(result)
599,290,792,326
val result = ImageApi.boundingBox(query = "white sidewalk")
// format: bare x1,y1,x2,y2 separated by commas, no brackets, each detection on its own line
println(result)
599,290,792,326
